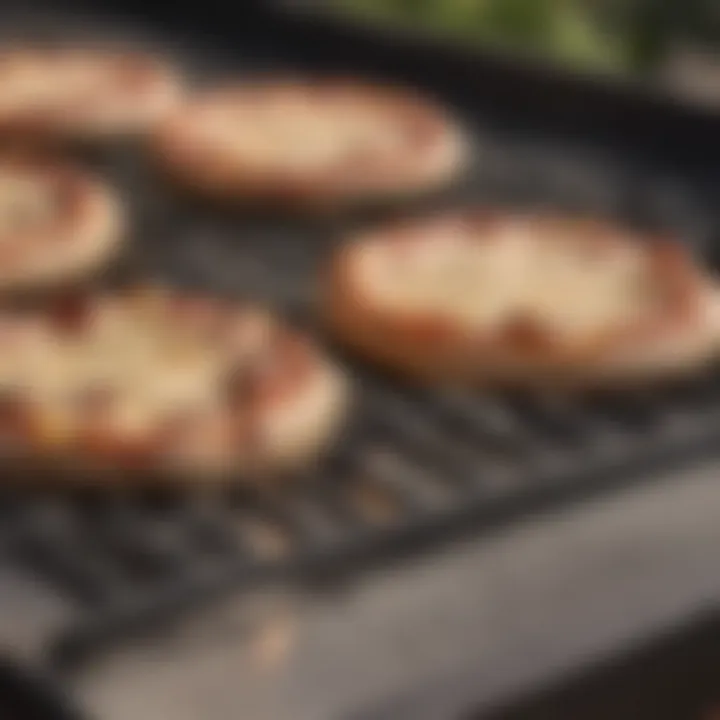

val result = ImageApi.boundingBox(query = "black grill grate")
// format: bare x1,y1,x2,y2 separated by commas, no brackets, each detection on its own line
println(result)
0,0,719,668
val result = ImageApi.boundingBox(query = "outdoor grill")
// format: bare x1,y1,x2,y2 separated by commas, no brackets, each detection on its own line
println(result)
0,2,717,717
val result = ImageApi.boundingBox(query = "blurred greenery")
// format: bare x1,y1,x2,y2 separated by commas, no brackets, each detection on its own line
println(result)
338,0,720,75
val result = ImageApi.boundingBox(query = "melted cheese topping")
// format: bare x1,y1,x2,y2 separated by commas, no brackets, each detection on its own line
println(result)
0,57,113,111
0,300,237,440
0,173,56,240
361,222,655,340
199,95,407,172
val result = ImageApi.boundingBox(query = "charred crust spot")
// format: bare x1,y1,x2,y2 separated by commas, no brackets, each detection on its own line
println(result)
499,314,555,355
225,364,260,411
0,392,25,428
72,384,116,419
50,290,92,334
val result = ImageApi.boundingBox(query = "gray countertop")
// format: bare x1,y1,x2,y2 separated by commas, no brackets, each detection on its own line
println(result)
49,460,720,720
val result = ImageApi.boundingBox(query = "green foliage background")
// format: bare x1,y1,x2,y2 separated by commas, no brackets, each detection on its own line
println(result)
339,0,720,75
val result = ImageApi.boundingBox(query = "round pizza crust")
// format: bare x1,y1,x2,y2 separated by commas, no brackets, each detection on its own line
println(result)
0,155,124,295
0,287,349,484
153,79,470,208
326,210,720,389
0,46,182,141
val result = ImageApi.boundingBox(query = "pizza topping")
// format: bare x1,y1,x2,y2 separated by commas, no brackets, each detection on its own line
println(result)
357,216,660,343
0,172,58,239
0,291,315,466
196,91,408,173
50,291,93,334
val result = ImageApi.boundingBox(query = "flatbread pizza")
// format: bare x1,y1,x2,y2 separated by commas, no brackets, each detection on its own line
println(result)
0,287,348,482
326,211,720,388
154,79,469,207
0,156,123,294
0,47,182,141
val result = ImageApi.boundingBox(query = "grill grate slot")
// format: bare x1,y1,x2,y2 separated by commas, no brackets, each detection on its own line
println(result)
79,502,196,583
10,502,132,606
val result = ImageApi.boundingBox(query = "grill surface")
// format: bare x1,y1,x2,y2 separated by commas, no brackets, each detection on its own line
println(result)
0,0,719,668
